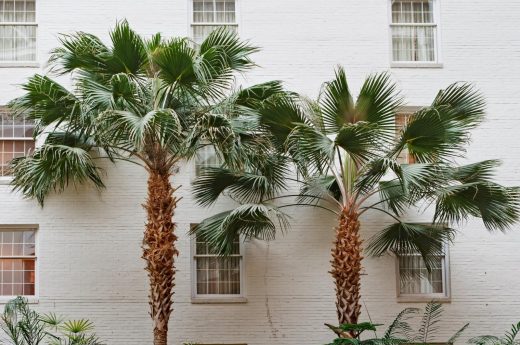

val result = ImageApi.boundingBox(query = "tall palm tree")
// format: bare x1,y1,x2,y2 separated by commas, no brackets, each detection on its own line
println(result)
191,67,520,334
8,22,285,345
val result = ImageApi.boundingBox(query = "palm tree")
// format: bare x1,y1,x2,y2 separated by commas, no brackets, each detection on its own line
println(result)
191,67,520,333
8,22,285,345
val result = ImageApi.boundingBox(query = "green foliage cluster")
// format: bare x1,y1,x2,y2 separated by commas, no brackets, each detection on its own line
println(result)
0,297,103,345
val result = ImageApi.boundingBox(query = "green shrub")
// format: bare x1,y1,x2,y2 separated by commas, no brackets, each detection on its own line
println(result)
0,296,104,345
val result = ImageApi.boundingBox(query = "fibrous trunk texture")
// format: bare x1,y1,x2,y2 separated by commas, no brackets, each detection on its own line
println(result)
330,208,363,333
143,170,178,345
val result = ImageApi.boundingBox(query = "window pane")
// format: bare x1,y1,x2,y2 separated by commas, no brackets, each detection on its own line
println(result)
399,254,444,295
392,1,433,24
0,257,36,296
0,108,35,176
392,25,435,62
194,234,241,295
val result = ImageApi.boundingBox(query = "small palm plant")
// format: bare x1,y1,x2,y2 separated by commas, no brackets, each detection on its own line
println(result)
9,22,285,344
389,302,469,344
191,67,520,331
0,296,103,345
469,321,520,345
325,302,468,345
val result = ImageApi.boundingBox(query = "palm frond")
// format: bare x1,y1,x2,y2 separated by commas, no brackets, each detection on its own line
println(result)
10,143,105,206
448,322,469,344
366,223,455,271
190,204,290,255
434,182,520,231
432,82,485,130
106,20,148,75
355,72,403,141
383,307,419,341
416,302,443,343
9,75,80,135
335,121,380,164
319,66,355,133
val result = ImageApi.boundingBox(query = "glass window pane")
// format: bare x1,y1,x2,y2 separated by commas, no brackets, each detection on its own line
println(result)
399,253,445,295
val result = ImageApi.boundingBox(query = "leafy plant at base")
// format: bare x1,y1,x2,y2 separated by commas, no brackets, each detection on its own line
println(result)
0,296,103,345
386,301,469,344
468,321,520,345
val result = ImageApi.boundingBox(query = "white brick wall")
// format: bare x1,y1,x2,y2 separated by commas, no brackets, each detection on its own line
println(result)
1,0,520,344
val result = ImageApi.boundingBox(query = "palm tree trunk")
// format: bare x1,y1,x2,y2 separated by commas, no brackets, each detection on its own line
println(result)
330,208,363,332
143,170,179,345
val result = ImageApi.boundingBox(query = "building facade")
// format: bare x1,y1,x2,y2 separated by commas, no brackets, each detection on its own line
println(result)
0,0,519,344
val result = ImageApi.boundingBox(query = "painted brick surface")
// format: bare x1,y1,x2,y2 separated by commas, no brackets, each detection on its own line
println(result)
0,1,519,344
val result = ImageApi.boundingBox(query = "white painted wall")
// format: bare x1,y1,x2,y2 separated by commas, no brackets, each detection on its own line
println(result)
0,0,519,344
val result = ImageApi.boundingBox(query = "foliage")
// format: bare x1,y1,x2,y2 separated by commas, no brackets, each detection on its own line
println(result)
9,21,285,206
325,321,405,345
0,297,103,345
326,302,469,345
468,321,520,345
388,301,469,344
192,66,520,269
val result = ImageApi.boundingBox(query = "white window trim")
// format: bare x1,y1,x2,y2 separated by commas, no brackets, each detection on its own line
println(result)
0,0,39,67
0,224,39,304
395,243,451,303
0,106,36,179
388,0,443,68
190,226,247,304
187,0,241,42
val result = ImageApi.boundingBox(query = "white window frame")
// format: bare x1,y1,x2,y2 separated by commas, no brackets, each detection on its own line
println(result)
0,224,39,304
0,106,35,183
190,225,246,304
188,0,240,44
395,106,421,165
388,0,443,68
0,0,39,67
395,243,451,303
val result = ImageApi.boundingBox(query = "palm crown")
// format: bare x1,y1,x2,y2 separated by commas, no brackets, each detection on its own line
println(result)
192,66,520,327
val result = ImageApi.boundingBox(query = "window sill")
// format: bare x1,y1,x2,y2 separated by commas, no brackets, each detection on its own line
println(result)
397,296,451,303
0,177,12,185
191,296,247,304
0,297,39,304
390,62,443,69
0,62,40,68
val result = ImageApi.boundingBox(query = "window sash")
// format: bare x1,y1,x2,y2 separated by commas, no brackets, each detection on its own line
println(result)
192,230,244,298
0,0,37,62
0,229,37,297
397,251,448,297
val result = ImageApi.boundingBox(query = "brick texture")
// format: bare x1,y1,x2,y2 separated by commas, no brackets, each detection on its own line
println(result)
0,1,519,344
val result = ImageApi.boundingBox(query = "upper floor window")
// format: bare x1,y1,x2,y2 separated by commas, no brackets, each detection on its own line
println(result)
0,0,37,62
0,227,37,297
191,0,237,45
195,145,221,176
390,0,438,63
397,245,450,302
191,228,244,302
0,107,34,176
395,112,416,164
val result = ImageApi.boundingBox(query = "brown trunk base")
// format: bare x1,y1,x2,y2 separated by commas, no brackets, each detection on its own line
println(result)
330,209,363,334
143,170,179,345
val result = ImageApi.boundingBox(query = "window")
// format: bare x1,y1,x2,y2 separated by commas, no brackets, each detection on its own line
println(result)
0,227,37,297
390,0,438,63
396,245,450,301
195,145,221,176
191,228,244,301
0,0,37,62
0,107,35,176
191,0,237,45
395,112,415,164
